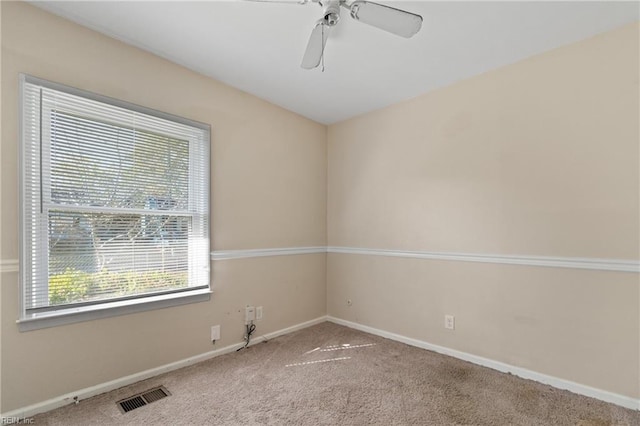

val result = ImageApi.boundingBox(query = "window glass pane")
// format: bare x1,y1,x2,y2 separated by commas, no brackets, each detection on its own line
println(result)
50,111,190,210
47,211,190,307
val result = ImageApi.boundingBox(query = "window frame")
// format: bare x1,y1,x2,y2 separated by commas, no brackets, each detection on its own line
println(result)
18,74,211,331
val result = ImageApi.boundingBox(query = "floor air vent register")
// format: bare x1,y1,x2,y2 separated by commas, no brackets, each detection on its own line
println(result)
117,386,171,413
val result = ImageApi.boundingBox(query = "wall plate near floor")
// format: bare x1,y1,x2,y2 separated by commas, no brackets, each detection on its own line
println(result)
245,306,256,324
211,325,221,342
445,315,455,330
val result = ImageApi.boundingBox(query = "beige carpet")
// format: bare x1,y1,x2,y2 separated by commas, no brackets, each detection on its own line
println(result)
33,322,638,425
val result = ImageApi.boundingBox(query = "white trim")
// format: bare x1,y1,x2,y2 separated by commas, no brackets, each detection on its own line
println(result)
0,259,19,273
327,316,640,411
0,315,328,419
44,204,194,216
327,246,640,273
22,74,210,130
7,247,639,273
211,246,326,260
17,289,212,332
250,315,328,345
210,246,639,273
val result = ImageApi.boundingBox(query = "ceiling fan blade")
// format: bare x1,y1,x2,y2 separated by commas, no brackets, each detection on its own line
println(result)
348,1,422,38
301,20,331,69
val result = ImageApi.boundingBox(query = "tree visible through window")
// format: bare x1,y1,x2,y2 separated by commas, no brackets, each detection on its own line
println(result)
21,75,210,322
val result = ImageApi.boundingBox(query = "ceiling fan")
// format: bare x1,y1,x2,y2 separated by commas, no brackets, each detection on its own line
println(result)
246,0,423,70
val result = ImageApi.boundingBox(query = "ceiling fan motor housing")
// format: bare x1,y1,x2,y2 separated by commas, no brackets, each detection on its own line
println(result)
322,1,341,26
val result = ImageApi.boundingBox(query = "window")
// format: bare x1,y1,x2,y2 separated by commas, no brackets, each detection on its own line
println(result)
19,75,210,330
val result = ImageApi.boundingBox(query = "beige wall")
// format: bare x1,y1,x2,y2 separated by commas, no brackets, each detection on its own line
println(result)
327,22,640,398
1,0,638,414
0,2,326,412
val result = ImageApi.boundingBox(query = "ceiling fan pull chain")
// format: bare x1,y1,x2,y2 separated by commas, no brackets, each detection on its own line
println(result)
321,24,325,72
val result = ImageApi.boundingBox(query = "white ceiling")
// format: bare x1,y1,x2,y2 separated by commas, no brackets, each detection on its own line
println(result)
31,1,639,124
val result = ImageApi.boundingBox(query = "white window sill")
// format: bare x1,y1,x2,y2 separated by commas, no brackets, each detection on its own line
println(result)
17,288,212,332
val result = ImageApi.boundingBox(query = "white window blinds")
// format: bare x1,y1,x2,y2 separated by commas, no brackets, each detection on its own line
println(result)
21,75,210,316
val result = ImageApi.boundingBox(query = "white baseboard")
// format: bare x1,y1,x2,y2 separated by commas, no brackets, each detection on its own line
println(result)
4,315,637,418
252,315,328,344
327,316,639,411
1,315,328,419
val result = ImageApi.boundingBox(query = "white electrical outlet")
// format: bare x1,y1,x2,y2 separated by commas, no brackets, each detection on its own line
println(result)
445,315,455,330
256,306,263,320
245,306,256,324
211,325,220,342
